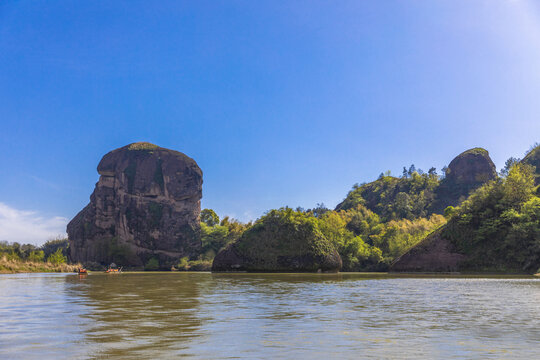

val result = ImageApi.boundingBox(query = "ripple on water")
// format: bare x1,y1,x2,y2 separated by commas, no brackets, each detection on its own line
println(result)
0,273,539,359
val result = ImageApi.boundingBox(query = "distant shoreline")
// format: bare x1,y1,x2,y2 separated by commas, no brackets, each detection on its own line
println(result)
1,270,538,278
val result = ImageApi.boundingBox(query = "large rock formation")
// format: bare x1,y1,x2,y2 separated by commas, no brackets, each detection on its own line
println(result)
392,146,540,274
67,142,203,269
431,148,497,213
212,209,342,272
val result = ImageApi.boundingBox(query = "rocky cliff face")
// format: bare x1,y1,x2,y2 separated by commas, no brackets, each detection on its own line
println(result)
431,148,497,213
445,148,497,185
390,229,465,272
67,142,202,269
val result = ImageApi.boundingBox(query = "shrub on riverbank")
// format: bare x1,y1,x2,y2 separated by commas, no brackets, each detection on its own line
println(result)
0,238,77,273
176,257,212,271
0,255,80,273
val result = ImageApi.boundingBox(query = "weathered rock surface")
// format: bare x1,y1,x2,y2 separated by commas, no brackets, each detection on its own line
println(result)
390,229,466,272
212,210,342,272
67,142,202,269
446,148,497,184
431,148,497,213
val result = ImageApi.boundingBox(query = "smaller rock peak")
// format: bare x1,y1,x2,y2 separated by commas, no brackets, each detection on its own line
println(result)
446,147,496,185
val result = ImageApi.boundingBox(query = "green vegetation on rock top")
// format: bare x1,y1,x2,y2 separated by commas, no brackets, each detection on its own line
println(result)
128,142,159,151
460,147,489,156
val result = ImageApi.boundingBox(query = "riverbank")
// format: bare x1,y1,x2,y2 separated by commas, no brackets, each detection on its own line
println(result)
0,256,81,274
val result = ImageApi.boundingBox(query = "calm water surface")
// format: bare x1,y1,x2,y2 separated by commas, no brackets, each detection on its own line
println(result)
0,272,539,359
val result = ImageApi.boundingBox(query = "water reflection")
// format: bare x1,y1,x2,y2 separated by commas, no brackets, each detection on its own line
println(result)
64,273,207,359
0,273,539,359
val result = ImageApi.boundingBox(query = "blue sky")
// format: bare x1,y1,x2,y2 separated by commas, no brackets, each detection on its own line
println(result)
1,0,539,244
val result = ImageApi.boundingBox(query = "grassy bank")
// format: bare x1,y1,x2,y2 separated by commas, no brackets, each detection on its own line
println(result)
0,255,81,274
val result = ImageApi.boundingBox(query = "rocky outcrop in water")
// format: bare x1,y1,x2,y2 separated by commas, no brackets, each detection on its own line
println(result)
212,209,342,272
67,142,203,269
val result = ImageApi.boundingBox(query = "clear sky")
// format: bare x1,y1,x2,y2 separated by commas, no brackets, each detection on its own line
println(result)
1,0,539,244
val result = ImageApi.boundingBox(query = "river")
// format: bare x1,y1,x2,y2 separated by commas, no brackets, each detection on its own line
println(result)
0,272,539,359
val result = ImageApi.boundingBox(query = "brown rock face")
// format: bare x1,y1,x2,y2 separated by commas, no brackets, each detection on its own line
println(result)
431,148,497,213
390,229,466,272
445,148,497,185
67,142,203,269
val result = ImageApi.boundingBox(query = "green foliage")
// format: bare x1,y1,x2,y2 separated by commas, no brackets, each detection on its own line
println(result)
201,208,220,227
462,147,489,157
444,206,456,219
337,170,440,221
317,205,445,271
128,142,159,151
144,257,160,271
500,157,520,178
373,215,446,259
176,257,212,271
178,256,189,269
443,163,539,273
318,209,383,271
42,238,69,259
229,207,339,271
0,238,69,265
28,250,45,262
47,248,67,265
200,215,250,259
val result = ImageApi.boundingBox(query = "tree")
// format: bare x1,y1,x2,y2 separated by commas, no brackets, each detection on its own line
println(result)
443,206,456,219
312,203,329,218
145,257,159,271
501,163,535,207
47,248,67,264
394,192,411,218
42,238,69,259
441,166,449,179
28,250,45,262
200,209,220,227
408,164,416,176
499,157,520,178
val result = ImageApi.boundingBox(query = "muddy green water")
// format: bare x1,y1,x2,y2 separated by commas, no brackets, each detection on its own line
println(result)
0,272,539,359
